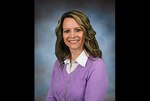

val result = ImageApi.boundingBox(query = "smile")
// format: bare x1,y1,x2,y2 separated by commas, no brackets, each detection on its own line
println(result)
69,40,79,44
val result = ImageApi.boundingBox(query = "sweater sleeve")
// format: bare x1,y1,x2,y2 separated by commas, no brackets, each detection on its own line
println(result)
85,59,108,101
45,60,59,101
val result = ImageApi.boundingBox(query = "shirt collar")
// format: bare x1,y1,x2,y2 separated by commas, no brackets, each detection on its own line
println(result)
64,58,70,64
64,49,89,67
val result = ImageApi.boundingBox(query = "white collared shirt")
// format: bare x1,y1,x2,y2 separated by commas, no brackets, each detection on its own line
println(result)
64,49,89,74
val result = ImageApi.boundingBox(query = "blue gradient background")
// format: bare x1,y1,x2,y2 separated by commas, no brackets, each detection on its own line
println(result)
35,0,115,101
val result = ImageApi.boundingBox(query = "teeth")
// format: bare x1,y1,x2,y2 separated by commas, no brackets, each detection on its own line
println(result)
69,40,78,43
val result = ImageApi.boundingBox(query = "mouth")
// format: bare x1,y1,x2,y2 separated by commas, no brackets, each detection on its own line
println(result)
69,40,79,44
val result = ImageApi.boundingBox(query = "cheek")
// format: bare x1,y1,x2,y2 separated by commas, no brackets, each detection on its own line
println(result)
63,34,68,43
81,35,85,47
63,34,66,39
79,34,84,42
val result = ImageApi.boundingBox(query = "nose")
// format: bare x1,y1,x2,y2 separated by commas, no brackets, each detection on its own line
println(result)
69,30,75,38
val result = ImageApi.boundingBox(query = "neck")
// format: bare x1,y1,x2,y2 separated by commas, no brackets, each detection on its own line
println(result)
70,48,84,61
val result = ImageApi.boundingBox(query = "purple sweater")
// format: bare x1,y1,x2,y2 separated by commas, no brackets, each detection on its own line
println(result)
45,55,108,101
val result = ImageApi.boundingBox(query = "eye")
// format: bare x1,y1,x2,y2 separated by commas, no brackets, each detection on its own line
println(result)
75,29,82,32
63,30,70,33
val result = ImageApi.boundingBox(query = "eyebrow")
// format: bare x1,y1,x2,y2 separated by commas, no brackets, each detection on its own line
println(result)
63,27,81,30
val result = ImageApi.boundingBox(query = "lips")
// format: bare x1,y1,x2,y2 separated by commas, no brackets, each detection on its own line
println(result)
69,40,79,44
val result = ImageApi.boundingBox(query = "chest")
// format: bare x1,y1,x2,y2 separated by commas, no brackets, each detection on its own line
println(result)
53,66,88,101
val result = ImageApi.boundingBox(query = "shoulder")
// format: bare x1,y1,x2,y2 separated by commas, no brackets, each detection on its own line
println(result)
52,59,62,70
86,56,107,79
87,55,105,68
54,59,61,66
86,55,106,74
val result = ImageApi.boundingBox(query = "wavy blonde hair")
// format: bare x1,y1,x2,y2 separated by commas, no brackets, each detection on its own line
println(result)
55,10,102,62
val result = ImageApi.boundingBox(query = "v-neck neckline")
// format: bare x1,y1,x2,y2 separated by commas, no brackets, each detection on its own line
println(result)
63,63,81,75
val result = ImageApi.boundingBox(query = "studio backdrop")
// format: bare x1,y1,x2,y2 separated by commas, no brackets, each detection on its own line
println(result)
35,0,115,101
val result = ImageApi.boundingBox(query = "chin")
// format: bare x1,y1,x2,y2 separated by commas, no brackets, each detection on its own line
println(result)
70,47,79,50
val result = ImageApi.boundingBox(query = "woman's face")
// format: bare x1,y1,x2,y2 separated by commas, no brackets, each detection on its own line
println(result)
63,18,84,51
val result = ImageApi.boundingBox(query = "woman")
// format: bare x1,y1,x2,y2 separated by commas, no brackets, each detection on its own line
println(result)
46,10,108,101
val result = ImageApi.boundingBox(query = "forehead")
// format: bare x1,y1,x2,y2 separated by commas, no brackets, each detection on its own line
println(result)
63,18,80,28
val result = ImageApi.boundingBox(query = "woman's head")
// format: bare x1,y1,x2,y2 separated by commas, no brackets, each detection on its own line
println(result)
55,10,102,62
63,17,84,52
